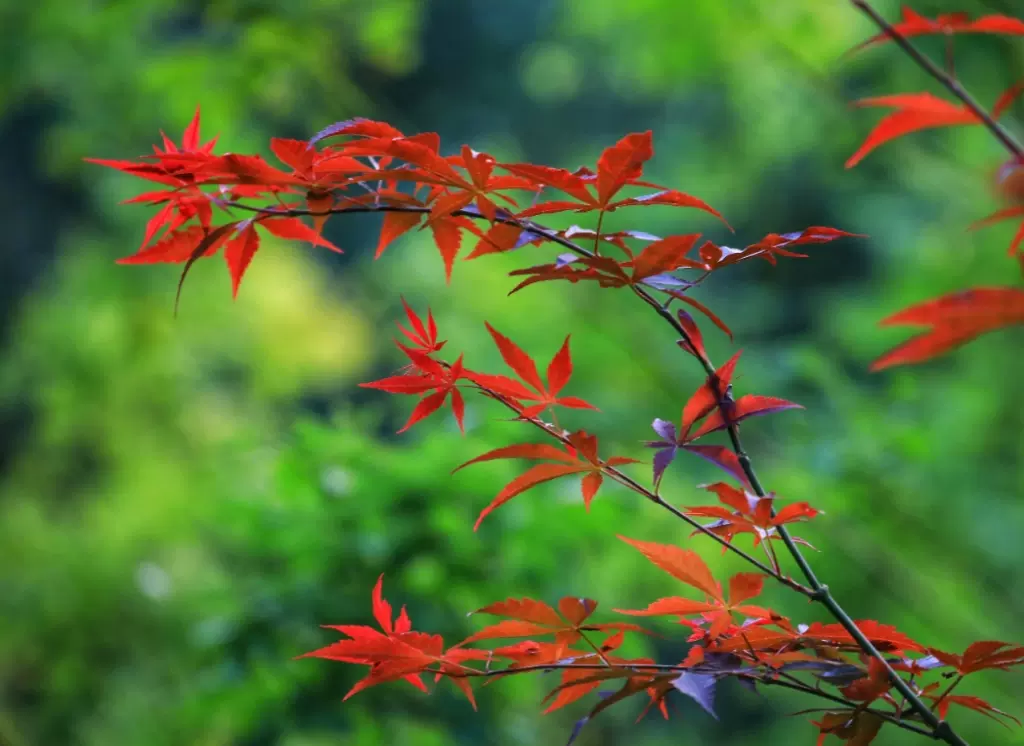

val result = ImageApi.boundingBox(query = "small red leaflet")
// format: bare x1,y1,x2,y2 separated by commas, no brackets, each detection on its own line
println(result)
454,431,639,529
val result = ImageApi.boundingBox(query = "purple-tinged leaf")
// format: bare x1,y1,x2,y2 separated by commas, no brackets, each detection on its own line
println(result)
671,672,718,719
651,446,678,487
641,273,695,291
780,661,866,686
623,230,662,242
682,444,750,487
307,117,404,147
555,252,580,268
565,690,616,746
651,418,677,442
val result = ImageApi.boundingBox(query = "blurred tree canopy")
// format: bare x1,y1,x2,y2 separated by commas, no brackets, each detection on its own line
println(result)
1,1,1021,745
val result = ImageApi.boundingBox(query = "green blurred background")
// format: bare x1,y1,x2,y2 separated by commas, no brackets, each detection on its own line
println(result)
1,0,1022,744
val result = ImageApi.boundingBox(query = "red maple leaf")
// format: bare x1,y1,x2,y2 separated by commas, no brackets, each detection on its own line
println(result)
684,481,819,548
478,323,598,417
846,84,1024,168
454,431,638,529
870,287,1024,371
300,575,440,700
928,640,1024,675
458,596,643,647
852,6,1024,52
615,567,773,640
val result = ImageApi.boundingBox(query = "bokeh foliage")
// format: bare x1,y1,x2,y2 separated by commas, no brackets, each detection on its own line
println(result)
0,1,1021,745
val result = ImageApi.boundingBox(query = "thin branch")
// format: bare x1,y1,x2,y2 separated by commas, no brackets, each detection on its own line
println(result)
459,379,810,594
436,659,935,738
223,180,953,739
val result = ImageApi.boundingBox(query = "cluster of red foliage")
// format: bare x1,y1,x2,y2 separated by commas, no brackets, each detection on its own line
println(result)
89,4,1023,745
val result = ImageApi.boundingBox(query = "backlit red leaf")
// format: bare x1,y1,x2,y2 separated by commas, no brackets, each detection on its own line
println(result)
871,287,1024,370
617,536,722,600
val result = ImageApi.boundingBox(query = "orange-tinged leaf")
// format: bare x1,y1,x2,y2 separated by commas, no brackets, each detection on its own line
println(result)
474,462,590,530
614,597,718,617
728,573,764,606
543,667,607,714
453,443,578,473
474,597,564,626
581,472,603,510
871,287,1024,370
459,619,563,645
617,536,721,600
558,597,599,625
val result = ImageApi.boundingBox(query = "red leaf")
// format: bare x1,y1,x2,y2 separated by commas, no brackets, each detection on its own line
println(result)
453,443,578,472
557,597,599,626
630,234,703,281
485,322,545,392
371,574,394,634
680,351,743,438
270,137,315,173
609,189,730,229
969,204,1024,257
398,390,450,433
614,597,718,617
853,8,1024,51
546,336,573,396
429,215,465,282
617,536,722,600
688,394,803,440
473,462,590,530
474,597,564,626
223,223,260,298
596,130,654,206
846,93,979,168
682,444,750,487
261,216,342,252
671,293,733,339
871,287,1024,370
728,573,764,606
377,211,424,258
459,619,563,645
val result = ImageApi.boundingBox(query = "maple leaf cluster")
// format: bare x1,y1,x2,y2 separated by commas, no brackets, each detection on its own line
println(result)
87,4,1024,745
846,4,1024,370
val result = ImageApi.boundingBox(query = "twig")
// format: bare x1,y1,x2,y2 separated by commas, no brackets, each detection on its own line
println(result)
436,659,935,738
